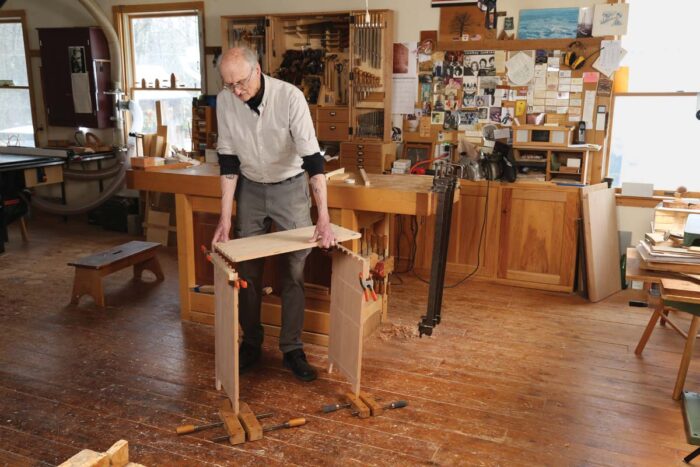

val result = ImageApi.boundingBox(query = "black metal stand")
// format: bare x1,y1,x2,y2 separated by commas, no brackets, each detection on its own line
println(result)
418,161,460,337
685,447,700,463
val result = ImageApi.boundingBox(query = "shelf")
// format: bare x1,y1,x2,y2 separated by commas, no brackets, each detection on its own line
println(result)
437,36,606,52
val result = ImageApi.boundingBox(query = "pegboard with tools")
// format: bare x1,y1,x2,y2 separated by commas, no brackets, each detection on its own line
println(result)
221,10,394,146
350,10,394,143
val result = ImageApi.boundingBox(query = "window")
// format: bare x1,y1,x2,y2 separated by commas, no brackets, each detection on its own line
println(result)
116,3,204,151
0,12,36,147
608,0,700,191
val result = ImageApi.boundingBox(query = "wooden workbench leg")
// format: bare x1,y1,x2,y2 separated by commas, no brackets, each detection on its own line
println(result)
71,268,105,308
329,208,359,252
674,316,700,400
175,194,195,321
134,256,165,281
635,303,663,355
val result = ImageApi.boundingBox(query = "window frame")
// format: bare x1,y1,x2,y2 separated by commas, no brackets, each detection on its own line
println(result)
112,2,206,149
606,0,700,196
0,10,39,147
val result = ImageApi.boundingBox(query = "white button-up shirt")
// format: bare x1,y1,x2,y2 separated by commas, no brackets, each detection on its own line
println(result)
216,74,320,183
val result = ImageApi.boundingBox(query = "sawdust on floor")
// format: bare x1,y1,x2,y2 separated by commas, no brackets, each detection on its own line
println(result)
377,322,419,342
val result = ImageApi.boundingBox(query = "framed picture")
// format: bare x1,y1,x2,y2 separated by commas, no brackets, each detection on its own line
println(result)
592,3,629,36
432,0,477,7
518,8,579,40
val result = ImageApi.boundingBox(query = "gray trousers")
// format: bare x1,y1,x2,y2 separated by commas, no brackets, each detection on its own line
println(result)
234,172,312,353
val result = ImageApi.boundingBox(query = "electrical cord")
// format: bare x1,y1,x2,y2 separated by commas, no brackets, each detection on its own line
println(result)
410,177,491,288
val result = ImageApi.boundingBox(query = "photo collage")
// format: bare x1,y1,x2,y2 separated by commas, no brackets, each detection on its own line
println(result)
418,47,610,133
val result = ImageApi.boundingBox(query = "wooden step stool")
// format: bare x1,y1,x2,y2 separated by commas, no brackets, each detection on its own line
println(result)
68,240,164,307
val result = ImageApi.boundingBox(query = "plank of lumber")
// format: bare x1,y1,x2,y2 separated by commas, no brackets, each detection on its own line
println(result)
214,224,360,263
325,167,346,180
238,401,263,441
219,399,245,445
106,440,129,467
59,449,109,467
581,184,621,302
345,392,370,418
359,168,371,186
359,391,383,416
68,241,160,270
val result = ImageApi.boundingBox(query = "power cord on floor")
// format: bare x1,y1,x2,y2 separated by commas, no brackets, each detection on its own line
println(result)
408,177,491,289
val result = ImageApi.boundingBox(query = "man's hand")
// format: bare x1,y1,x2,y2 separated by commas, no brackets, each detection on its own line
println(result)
309,215,336,249
211,219,231,249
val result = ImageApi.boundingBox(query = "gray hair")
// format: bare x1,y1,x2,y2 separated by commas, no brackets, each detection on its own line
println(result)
237,46,259,69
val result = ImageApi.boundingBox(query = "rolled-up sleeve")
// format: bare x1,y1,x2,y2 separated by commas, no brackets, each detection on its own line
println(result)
288,88,320,156
215,92,236,155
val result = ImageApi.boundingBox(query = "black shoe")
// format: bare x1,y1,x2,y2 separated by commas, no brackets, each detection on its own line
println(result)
283,349,317,382
239,342,261,372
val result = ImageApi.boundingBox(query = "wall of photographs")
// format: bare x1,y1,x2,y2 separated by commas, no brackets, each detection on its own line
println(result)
414,44,614,183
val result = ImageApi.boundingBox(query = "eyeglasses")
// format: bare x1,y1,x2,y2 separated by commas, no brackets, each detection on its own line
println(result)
223,68,254,92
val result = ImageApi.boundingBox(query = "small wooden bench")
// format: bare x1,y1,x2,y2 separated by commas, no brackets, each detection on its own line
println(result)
68,241,164,307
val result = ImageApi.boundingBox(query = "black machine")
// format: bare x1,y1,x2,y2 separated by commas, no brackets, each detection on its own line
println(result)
418,160,462,337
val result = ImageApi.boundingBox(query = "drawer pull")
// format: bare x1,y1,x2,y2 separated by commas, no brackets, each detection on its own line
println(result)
330,111,336,117
357,145,364,149
330,125,336,130
357,151,364,156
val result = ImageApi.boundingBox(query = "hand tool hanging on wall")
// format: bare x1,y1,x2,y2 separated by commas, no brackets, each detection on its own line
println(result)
352,12,383,69
418,161,463,337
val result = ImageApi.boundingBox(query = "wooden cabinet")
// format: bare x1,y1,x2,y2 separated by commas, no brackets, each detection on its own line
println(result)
221,10,394,144
513,146,591,184
412,181,581,292
340,141,396,174
192,104,217,159
38,27,113,128
497,186,580,291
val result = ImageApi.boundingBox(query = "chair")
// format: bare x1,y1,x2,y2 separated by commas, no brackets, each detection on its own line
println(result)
635,279,700,400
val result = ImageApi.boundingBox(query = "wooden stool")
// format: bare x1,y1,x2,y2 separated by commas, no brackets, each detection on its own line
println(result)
68,241,164,307
635,278,700,400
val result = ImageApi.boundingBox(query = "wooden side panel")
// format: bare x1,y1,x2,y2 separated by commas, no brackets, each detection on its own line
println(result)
581,184,622,302
212,253,239,414
215,224,361,264
329,248,368,395
498,187,579,290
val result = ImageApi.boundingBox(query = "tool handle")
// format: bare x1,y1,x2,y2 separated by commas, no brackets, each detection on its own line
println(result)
285,418,306,428
386,400,408,410
369,288,378,301
176,424,196,435
322,403,342,413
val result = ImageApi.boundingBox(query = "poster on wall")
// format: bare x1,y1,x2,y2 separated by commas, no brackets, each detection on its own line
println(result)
517,8,579,40
592,3,629,36
69,46,92,114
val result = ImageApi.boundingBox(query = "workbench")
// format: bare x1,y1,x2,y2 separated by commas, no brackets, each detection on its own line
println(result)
127,163,450,344
0,154,64,253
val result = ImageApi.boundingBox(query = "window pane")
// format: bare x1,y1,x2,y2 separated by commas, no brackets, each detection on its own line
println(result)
608,95,700,190
623,1,700,92
133,89,199,152
0,22,29,86
0,89,35,147
132,15,201,89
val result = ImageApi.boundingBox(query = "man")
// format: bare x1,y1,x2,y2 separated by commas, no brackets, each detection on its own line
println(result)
212,46,336,382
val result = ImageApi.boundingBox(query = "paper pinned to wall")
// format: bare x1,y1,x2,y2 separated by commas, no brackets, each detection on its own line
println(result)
593,40,627,78
583,90,596,128
506,51,535,85
392,77,418,115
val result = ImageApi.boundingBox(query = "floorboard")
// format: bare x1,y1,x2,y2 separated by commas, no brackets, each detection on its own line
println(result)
0,215,696,466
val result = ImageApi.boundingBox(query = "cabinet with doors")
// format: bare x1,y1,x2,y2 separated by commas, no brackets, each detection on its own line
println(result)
38,27,113,128
221,9,394,153
411,181,581,292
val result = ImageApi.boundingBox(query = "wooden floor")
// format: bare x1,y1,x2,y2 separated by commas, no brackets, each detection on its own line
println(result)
0,215,698,466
